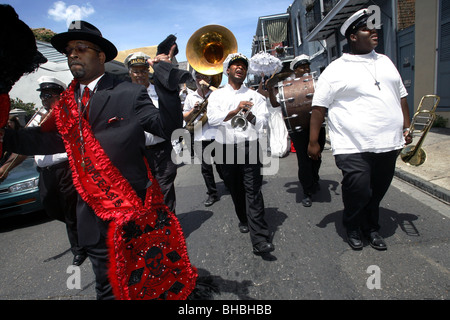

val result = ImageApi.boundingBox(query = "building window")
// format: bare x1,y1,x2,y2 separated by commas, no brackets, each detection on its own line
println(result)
437,0,450,108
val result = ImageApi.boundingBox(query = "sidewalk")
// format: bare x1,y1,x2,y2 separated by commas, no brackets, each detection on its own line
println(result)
394,127,450,204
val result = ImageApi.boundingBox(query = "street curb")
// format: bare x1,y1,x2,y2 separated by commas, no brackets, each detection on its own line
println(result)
395,168,450,204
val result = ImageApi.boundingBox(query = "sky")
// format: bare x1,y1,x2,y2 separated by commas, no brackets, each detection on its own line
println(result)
6,0,294,63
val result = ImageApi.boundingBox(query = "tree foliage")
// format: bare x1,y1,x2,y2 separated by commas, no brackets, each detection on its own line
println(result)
32,28,56,43
10,97,36,117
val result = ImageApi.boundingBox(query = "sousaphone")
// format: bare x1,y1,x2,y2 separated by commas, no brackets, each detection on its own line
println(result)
185,25,237,132
186,24,237,79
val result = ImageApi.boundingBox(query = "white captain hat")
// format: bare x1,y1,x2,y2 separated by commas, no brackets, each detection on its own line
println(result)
223,53,249,74
124,52,150,70
36,76,66,91
290,54,310,71
340,8,372,37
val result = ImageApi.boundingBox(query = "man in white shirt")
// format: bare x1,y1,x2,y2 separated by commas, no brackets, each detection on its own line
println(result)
0,76,87,266
124,52,178,213
207,53,273,256
267,55,326,207
308,9,413,251
183,70,222,207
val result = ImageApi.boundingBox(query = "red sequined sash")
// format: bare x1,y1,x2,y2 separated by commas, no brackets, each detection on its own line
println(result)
55,80,197,300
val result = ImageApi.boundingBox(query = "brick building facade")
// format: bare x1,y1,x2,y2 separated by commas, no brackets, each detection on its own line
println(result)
398,0,416,30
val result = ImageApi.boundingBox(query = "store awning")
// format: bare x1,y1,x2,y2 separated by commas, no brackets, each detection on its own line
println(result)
306,0,368,41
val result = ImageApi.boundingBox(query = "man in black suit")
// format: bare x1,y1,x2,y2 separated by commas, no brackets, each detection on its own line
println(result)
0,21,189,299
124,52,178,213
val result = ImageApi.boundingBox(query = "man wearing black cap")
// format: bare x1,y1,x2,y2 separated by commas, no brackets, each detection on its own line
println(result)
308,9,413,251
34,77,87,267
124,52,178,213
267,55,326,207
207,53,274,256
1,21,192,299
0,76,87,266
183,70,222,207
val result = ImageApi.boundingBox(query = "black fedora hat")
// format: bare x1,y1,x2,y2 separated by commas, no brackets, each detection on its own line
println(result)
51,20,117,62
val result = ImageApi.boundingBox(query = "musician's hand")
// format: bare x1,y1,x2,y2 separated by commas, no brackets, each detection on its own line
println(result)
246,111,256,125
192,102,201,112
404,130,413,145
307,141,322,161
199,80,209,89
148,44,177,66
237,100,253,113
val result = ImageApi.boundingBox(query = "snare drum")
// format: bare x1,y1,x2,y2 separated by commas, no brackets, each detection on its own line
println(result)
278,73,315,133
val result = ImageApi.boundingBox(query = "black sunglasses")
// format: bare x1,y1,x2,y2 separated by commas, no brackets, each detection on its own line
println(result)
65,43,101,56
40,92,60,100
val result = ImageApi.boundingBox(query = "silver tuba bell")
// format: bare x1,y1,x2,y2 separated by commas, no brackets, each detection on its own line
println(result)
231,98,253,131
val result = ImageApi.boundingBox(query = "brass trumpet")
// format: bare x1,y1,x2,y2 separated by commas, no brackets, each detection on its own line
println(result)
231,98,253,131
400,95,440,166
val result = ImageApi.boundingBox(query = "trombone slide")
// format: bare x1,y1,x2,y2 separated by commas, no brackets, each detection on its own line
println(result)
400,95,440,166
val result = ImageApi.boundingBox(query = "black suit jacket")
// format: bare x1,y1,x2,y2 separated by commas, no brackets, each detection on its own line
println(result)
4,62,188,246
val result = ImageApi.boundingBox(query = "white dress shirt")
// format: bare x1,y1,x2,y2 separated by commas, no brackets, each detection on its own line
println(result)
207,83,269,145
144,83,165,146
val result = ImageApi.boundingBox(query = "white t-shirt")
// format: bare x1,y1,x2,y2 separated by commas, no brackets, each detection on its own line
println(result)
207,84,269,145
183,90,217,141
312,51,408,155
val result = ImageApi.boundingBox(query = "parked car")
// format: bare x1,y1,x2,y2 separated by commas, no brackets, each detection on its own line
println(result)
0,156,43,218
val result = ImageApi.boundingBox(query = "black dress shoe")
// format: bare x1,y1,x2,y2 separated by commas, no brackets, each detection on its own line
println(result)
204,194,218,207
253,241,275,255
346,230,363,250
367,232,387,250
302,194,312,207
238,222,249,233
73,254,87,266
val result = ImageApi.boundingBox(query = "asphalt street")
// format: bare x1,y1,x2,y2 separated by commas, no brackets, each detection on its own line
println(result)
0,147,449,301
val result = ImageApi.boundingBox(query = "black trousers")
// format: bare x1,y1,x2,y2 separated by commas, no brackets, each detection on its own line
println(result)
290,127,326,196
219,141,270,246
38,161,85,256
86,237,114,300
145,140,177,213
334,150,399,234
194,140,223,196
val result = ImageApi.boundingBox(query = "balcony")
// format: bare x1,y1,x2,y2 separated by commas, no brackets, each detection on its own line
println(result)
305,0,322,33
305,0,369,42
252,13,294,62
264,46,295,61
